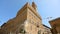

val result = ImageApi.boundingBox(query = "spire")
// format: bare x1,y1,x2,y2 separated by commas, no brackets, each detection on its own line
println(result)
32,2,37,11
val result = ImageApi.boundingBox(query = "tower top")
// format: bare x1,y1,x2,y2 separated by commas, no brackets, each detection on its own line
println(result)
32,2,37,11
16,2,42,20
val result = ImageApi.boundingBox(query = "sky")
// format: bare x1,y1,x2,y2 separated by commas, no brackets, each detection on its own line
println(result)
0,0,60,27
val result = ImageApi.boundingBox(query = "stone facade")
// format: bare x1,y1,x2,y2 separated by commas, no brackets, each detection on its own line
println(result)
0,2,52,34
49,17,60,34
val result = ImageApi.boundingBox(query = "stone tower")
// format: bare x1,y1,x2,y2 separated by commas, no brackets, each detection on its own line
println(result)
0,2,44,34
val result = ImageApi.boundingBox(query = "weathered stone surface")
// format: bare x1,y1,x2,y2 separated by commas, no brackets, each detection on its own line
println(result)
0,2,52,34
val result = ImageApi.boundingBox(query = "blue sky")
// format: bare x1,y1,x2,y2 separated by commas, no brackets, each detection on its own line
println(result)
0,0,60,27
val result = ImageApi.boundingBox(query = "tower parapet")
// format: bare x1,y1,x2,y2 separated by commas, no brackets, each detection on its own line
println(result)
32,2,37,11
